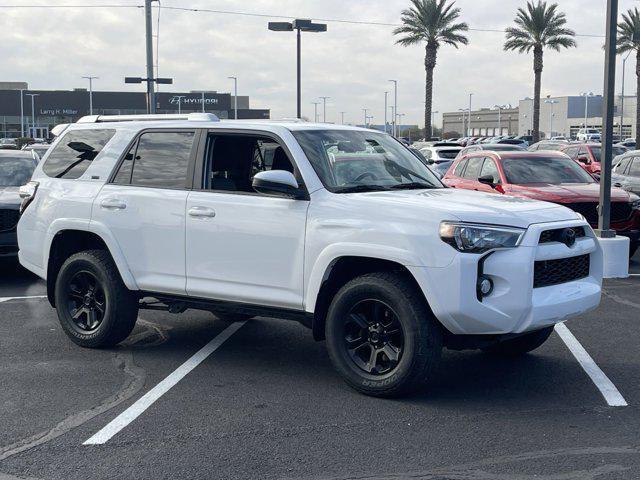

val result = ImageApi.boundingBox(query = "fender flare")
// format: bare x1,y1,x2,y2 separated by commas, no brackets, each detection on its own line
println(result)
43,219,139,291
304,242,423,313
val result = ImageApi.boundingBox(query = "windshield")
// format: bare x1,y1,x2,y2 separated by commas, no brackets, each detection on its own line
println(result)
502,156,595,184
590,146,626,163
292,129,443,192
0,157,35,186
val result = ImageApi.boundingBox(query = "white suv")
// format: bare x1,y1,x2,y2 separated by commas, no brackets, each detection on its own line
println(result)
576,128,601,142
17,114,603,397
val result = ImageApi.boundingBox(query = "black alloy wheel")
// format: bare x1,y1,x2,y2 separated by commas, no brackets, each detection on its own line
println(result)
343,299,404,375
65,270,107,333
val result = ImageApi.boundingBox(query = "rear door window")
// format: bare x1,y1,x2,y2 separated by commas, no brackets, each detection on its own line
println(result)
112,131,195,189
453,159,467,177
479,158,499,182
43,129,115,179
629,158,640,177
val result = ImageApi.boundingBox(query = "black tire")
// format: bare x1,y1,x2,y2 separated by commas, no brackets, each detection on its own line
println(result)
482,326,553,357
325,272,442,398
211,312,254,323
54,250,138,348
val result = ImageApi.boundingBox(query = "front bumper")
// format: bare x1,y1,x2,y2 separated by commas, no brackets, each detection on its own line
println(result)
409,219,602,335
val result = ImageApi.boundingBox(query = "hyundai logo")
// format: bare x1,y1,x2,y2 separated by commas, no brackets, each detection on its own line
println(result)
561,228,577,247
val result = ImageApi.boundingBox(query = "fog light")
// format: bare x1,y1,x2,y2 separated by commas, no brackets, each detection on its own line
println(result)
477,276,493,297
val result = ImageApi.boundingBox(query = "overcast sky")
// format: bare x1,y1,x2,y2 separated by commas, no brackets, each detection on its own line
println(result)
0,0,637,127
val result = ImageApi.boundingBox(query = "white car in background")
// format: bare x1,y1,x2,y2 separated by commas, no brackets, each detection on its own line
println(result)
576,128,601,142
418,144,463,166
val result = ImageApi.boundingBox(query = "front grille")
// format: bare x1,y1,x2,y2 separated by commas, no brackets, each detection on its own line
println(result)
534,254,590,288
563,202,632,225
539,226,586,244
0,209,20,232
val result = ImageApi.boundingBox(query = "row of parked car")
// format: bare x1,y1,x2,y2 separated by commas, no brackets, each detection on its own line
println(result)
410,138,640,257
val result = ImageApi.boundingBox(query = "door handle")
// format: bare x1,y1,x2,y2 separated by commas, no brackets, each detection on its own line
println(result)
100,198,126,210
188,206,216,218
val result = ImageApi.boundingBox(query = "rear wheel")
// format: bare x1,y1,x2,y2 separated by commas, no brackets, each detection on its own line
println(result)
55,250,138,348
482,326,553,357
325,272,442,398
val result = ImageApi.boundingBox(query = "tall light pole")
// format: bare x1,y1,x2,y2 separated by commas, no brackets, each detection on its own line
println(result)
397,113,405,136
268,19,327,119
319,96,330,123
467,93,473,136
312,102,320,122
598,0,619,238
494,104,507,135
363,108,369,127
26,93,39,137
544,99,559,137
174,95,186,114
340,111,346,125
581,92,594,129
228,76,238,119
620,50,631,139
431,110,439,139
145,0,156,113
388,80,397,136
82,76,99,115
19,89,25,137
384,91,388,134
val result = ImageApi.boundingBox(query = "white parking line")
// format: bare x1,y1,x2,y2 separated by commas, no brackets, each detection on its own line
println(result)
83,321,246,445
555,323,628,407
0,295,47,303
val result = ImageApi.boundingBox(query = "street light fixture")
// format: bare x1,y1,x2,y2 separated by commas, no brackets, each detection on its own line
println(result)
82,76,99,115
544,99,559,138
319,96,330,123
174,95,186,114
268,19,327,119
580,92,595,129
620,50,632,139
397,113,405,136
388,80,398,136
25,93,39,137
340,111,346,125
124,76,173,113
228,76,238,119
311,101,320,123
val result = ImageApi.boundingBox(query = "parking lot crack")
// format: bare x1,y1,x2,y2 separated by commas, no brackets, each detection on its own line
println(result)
0,351,146,462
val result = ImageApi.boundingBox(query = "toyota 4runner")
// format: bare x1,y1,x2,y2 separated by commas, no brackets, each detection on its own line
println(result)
17,113,603,397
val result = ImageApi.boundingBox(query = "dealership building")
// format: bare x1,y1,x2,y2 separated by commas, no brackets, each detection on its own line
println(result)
0,82,270,139
442,94,637,140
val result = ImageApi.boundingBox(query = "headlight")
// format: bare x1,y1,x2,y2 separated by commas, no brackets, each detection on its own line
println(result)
439,221,525,254
632,199,640,211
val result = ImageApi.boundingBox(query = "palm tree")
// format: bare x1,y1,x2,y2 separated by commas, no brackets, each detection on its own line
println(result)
394,0,468,140
504,1,576,143
617,8,640,143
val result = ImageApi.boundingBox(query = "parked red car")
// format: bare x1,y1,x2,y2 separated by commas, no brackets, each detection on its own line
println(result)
559,143,627,175
443,151,640,256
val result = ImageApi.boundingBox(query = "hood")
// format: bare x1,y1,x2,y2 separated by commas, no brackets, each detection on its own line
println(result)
351,188,578,228
0,186,21,207
508,182,632,203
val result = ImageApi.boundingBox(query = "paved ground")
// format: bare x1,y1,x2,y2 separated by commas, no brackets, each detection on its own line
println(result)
0,254,639,480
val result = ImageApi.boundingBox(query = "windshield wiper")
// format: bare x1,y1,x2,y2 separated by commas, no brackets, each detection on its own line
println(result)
333,185,390,193
390,182,439,190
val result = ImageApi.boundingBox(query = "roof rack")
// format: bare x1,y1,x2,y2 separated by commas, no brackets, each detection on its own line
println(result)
76,113,220,124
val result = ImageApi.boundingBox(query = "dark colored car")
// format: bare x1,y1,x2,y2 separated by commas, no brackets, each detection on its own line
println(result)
0,152,38,257
560,143,628,175
442,151,640,256
612,151,640,196
496,138,529,147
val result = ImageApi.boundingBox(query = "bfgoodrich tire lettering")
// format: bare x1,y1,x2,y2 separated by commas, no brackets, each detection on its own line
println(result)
325,272,442,398
54,250,138,348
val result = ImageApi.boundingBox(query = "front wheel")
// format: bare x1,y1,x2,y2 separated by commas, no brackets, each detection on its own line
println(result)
325,272,442,398
55,250,138,348
482,326,553,357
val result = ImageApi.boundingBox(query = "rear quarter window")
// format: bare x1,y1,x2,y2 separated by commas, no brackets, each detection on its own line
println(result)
43,129,115,179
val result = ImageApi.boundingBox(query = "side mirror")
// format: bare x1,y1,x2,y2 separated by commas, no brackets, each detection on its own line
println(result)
252,170,305,199
478,174,497,188
577,155,590,164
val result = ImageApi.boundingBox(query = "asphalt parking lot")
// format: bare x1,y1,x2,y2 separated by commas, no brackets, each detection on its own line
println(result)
0,255,639,480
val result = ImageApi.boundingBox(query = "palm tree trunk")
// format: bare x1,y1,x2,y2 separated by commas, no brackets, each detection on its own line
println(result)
533,46,543,143
636,49,640,143
425,43,437,140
